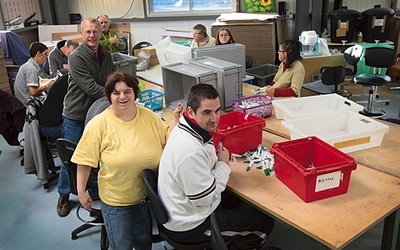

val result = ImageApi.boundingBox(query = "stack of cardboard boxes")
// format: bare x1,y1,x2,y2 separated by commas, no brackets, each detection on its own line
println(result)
134,46,159,66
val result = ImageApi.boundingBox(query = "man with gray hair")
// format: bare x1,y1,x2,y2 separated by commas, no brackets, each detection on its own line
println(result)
45,39,79,77
190,24,215,48
56,17,114,217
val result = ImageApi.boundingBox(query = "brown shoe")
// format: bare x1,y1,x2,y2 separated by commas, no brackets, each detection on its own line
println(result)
57,194,70,217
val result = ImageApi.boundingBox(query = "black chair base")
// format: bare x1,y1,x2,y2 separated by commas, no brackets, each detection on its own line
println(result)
360,108,386,118
72,207,108,249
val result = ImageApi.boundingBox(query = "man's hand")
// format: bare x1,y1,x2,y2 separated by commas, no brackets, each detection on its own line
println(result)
217,142,230,165
109,36,119,46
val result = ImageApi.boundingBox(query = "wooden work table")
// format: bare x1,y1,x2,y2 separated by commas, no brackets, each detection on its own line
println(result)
228,131,400,250
149,80,400,249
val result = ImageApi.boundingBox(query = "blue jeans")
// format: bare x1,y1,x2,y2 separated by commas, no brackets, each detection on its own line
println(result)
101,201,151,250
57,117,84,195
40,124,62,140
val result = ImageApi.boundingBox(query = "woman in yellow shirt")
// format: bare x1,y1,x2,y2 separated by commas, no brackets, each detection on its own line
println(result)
72,72,182,249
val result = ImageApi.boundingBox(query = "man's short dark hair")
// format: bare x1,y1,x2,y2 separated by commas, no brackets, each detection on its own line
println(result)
187,84,219,113
29,42,47,57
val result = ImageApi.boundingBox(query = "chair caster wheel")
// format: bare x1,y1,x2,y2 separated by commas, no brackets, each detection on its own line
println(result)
385,102,389,105
71,235,78,240
43,183,49,189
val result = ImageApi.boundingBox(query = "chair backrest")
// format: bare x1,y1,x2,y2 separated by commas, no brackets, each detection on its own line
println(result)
364,47,395,69
85,97,111,127
55,138,78,195
210,213,228,250
38,74,68,126
245,55,253,69
55,138,98,196
141,169,169,224
321,66,346,86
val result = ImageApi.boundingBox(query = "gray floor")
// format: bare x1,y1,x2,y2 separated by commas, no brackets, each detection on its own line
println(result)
1,81,399,249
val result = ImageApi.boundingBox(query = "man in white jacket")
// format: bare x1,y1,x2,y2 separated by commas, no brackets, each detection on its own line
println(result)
158,84,275,249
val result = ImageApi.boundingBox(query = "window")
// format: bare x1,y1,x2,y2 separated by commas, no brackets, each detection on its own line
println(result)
146,0,236,17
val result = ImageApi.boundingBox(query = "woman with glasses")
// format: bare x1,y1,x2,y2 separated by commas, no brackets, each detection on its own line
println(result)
215,28,236,45
264,39,305,97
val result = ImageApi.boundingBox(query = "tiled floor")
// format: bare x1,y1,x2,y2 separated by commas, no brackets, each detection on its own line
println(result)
1,80,399,249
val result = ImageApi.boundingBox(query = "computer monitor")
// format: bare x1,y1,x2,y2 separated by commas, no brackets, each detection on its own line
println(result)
191,43,246,78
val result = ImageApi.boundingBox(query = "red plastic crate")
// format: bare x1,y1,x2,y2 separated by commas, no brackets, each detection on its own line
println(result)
213,112,266,154
270,136,357,203
231,94,273,118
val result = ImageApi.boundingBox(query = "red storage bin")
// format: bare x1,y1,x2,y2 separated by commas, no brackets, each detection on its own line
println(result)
270,136,357,203
213,112,266,154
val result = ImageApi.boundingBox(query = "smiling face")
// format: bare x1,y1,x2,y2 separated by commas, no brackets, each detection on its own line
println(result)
81,19,101,51
187,98,221,132
110,81,136,112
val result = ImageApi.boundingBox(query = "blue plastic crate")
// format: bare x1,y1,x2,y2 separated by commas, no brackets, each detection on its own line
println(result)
138,90,164,111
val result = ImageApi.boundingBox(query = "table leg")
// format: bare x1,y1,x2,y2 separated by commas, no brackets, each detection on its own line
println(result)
381,209,400,250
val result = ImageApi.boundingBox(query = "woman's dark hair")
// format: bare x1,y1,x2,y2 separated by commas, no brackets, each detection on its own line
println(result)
280,40,302,69
104,72,140,103
215,28,236,45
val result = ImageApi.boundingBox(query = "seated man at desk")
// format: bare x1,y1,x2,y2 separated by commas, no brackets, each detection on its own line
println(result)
263,40,305,97
190,24,215,48
158,84,275,249
45,39,79,77
14,42,57,106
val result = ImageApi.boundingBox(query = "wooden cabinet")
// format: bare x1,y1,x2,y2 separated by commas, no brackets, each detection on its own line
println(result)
211,20,278,67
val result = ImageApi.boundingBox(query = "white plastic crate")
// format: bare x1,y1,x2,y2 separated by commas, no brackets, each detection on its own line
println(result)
281,110,389,153
273,94,364,120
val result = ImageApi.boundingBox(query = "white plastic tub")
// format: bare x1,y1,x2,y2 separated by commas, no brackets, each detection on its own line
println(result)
273,94,364,120
281,110,389,153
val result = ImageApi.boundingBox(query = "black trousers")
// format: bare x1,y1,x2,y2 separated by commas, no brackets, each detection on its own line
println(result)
164,192,275,250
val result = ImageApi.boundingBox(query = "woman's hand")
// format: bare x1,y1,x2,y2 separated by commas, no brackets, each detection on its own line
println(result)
265,85,275,96
78,192,94,211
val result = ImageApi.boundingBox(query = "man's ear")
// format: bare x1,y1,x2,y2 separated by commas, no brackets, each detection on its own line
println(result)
187,107,195,119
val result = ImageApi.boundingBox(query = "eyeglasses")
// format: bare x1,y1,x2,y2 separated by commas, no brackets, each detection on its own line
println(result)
83,30,99,36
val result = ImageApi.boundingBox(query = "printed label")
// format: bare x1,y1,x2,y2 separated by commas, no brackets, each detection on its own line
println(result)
334,136,370,149
315,171,342,192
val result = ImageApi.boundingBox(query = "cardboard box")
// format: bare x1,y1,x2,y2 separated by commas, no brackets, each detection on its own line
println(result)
134,46,159,66
270,136,357,202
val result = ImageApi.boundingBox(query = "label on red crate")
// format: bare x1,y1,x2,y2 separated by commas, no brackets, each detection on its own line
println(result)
315,171,342,192
334,136,371,149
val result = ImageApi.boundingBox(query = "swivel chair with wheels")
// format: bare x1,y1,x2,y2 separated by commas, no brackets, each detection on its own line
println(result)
302,66,346,95
141,169,211,249
354,47,395,118
55,138,108,250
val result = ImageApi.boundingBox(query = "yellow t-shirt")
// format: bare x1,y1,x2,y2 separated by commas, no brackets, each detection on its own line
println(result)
72,105,169,206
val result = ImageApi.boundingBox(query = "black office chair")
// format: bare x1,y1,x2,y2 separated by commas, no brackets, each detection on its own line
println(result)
302,66,346,95
245,55,253,69
354,47,395,118
210,213,228,250
141,169,211,250
55,138,108,250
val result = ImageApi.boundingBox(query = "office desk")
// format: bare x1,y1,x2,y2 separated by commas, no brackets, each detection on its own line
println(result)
228,131,400,250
